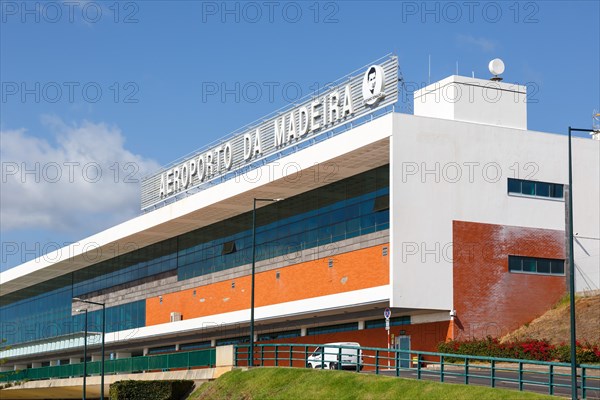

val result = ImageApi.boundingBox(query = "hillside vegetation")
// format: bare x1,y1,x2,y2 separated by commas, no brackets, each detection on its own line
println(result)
502,294,600,344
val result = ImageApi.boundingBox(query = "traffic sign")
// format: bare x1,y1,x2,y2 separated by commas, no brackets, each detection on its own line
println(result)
384,307,391,320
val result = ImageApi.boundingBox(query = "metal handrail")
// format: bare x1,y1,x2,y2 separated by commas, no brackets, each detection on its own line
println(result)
0,348,216,383
234,343,600,399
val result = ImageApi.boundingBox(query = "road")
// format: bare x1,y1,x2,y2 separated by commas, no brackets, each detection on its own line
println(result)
370,367,600,399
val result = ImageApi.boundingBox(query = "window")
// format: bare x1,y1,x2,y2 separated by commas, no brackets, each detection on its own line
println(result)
508,255,565,275
373,194,389,212
222,241,236,255
307,322,358,336
365,316,410,329
258,329,301,341
508,178,564,199
216,336,249,346
179,341,211,351
147,345,176,355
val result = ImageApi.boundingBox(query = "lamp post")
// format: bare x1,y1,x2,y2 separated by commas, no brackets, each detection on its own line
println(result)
75,308,88,400
566,126,597,400
73,298,106,399
250,197,283,367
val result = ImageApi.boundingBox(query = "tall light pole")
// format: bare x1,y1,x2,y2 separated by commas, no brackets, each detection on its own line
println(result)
566,126,597,400
73,298,106,399
75,308,88,400
250,197,283,367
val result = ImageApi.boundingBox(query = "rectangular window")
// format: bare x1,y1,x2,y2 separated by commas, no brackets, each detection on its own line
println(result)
179,341,211,351
258,329,301,341
507,178,564,200
508,255,565,276
307,322,358,336
147,345,176,355
215,336,250,346
365,316,410,329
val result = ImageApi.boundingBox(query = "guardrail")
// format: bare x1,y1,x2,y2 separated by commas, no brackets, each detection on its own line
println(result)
234,343,600,399
0,348,216,383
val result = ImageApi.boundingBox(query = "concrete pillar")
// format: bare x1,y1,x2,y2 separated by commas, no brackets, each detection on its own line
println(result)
300,327,307,336
50,360,59,366
0,366,13,372
210,339,216,347
69,357,81,364
115,352,131,359
143,347,149,356
31,362,42,368
13,364,27,371
215,345,234,378
91,354,103,362
358,320,365,330
175,344,180,351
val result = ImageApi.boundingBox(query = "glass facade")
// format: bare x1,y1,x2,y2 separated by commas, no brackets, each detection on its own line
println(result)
177,166,389,281
0,166,390,347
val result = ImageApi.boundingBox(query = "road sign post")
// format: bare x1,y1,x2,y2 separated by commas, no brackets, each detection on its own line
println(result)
384,308,391,369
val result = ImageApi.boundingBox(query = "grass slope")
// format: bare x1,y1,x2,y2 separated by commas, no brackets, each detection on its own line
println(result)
189,368,556,400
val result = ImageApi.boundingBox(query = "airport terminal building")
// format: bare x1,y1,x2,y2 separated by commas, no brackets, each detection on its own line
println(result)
1,55,599,371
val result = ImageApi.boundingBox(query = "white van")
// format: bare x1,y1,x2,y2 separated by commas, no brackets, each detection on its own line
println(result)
306,342,363,370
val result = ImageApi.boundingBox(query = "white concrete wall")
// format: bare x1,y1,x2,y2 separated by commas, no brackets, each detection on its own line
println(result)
414,75,527,130
390,112,599,309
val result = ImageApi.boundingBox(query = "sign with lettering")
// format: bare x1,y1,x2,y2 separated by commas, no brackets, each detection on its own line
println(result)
141,55,398,210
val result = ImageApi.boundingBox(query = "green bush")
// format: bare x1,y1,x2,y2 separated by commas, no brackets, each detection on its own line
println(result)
109,380,194,400
438,336,600,363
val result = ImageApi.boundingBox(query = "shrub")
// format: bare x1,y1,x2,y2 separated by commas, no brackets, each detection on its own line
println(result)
109,380,194,400
437,336,600,363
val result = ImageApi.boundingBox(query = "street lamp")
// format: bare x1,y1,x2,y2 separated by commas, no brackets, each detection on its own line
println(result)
73,297,106,399
75,308,88,400
250,197,283,367
566,126,597,400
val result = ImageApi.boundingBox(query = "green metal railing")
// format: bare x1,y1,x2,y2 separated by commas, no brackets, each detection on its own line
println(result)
234,343,600,399
0,348,215,383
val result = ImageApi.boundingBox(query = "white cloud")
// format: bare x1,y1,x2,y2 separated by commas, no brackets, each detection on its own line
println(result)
0,118,160,234
456,34,497,53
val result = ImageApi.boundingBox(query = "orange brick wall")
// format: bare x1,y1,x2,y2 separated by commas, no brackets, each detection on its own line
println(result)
452,220,566,340
146,244,389,326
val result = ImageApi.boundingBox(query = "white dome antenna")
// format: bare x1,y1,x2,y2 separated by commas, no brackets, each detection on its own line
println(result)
489,58,505,81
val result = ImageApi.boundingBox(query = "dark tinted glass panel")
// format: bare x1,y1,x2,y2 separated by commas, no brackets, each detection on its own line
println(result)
258,329,301,341
537,259,551,274
522,181,536,195
365,316,410,329
536,182,550,197
522,259,536,272
180,341,211,351
508,256,522,272
307,322,358,336
508,178,521,193
551,185,564,198
551,260,565,274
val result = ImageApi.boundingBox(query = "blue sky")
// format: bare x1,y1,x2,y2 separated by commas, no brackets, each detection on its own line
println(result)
1,1,599,271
